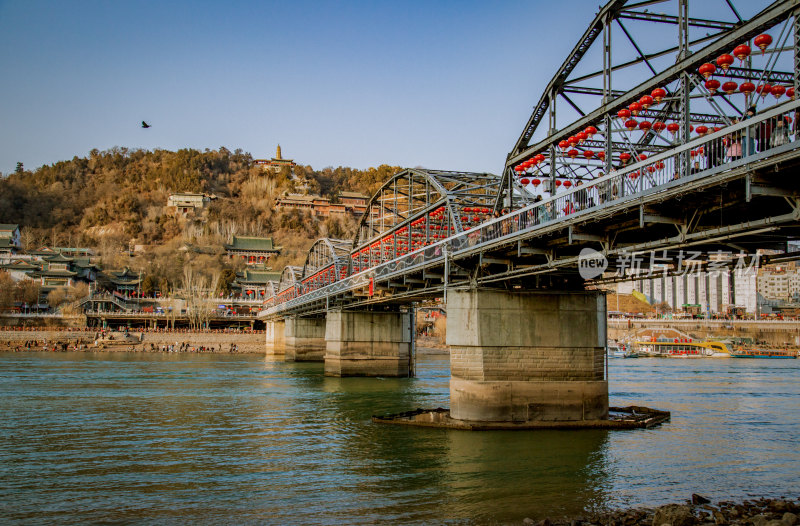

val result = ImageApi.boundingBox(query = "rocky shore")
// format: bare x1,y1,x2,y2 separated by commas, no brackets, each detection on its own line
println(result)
0,329,267,353
523,497,799,526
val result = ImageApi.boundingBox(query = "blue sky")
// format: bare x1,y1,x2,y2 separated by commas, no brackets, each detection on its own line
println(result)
0,0,769,176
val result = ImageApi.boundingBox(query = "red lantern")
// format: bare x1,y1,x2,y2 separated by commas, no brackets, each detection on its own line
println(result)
788,87,796,100
722,81,738,95
638,153,647,162
771,85,786,99
567,149,579,159
652,121,666,132
558,140,569,150
568,135,579,146
639,95,654,109
576,131,588,143
716,54,734,71
690,149,698,159
651,87,667,103
535,153,546,163
619,152,632,163
597,151,606,161
532,178,541,187
740,82,756,98
705,79,721,94
563,180,573,189
583,150,595,160
617,108,631,120
555,180,562,187
628,102,642,116
647,166,656,174
629,171,640,179
698,63,716,79
656,161,665,170
733,44,751,63
520,178,530,185
585,125,598,137
755,84,771,98
624,119,638,131
696,125,709,136
754,34,772,54
638,121,652,132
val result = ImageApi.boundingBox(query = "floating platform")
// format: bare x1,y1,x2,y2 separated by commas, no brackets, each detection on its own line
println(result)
372,405,670,430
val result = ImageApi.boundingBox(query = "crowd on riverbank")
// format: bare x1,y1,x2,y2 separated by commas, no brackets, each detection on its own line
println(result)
523,496,798,526
0,339,246,353
0,326,264,334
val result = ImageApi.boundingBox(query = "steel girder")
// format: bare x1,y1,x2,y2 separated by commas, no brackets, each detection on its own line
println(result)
500,0,799,212
278,266,303,294
301,238,352,279
352,168,502,248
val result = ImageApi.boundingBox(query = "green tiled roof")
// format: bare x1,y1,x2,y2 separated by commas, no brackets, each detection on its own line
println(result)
44,253,73,263
2,260,39,270
37,269,77,277
0,238,16,248
0,224,19,231
236,270,282,284
224,236,281,252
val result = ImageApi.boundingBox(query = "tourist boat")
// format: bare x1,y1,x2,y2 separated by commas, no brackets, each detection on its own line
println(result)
730,347,797,359
634,336,730,358
607,341,627,358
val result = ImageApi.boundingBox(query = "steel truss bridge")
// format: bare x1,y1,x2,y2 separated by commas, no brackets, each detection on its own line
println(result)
262,0,800,320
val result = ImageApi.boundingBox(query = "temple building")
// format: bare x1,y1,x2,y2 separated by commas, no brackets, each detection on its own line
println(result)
337,191,369,215
254,145,296,173
0,224,21,258
99,267,142,294
230,268,281,299
276,191,370,218
224,236,281,265
167,193,216,214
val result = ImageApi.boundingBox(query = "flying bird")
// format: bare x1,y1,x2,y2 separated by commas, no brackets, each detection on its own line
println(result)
141,121,151,128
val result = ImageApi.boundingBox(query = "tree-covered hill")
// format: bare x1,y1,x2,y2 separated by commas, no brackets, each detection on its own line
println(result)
0,146,401,292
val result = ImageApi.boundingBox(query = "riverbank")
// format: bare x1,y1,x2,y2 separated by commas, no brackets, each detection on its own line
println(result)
523,496,799,526
0,329,266,353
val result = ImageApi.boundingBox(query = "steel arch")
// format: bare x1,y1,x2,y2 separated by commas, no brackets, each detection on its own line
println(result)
501,0,798,211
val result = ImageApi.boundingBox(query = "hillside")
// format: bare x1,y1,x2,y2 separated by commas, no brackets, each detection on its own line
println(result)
0,147,401,292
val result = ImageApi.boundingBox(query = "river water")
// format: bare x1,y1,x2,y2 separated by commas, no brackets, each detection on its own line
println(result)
0,352,798,525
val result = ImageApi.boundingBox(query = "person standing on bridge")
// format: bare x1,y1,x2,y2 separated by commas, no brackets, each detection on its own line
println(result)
726,118,743,162
770,117,790,148
743,107,757,156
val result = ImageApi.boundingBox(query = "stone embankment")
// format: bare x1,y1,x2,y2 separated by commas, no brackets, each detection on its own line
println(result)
0,328,266,353
522,497,798,526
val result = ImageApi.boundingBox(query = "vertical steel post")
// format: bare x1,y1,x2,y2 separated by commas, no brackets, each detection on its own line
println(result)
603,14,613,174
795,6,800,96
548,91,557,195
678,0,691,178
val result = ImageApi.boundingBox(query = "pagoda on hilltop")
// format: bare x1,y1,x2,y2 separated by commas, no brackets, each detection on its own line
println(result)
254,144,296,173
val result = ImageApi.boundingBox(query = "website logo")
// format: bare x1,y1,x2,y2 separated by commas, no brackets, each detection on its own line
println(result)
579,248,608,280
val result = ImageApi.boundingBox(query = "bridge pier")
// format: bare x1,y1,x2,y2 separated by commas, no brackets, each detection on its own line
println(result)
284,316,326,362
446,289,608,423
324,310,412,377
265,319,286,356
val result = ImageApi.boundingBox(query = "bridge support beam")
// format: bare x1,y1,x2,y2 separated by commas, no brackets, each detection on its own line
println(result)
284,316,326,362
324,310,412,377
265,319,286,356
446,289,608,423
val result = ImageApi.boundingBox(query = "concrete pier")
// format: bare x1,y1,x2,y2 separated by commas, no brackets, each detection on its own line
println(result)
324,310,412,377
265,319,286,356
284,316,326,362
446,289,608,423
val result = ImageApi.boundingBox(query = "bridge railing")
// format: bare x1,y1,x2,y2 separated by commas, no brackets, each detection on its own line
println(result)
266,99,800,316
